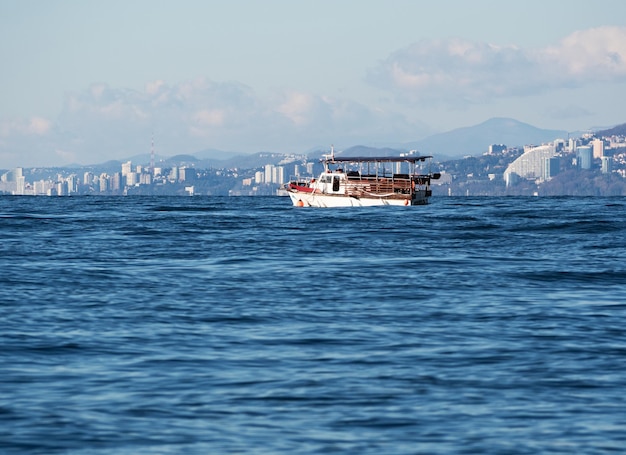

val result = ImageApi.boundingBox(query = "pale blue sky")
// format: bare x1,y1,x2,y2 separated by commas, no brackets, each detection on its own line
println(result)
2,0,626,167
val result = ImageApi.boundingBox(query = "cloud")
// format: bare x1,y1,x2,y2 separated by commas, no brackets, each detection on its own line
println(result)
0,78,428,168
0,116,55,168
277,91,329,127
543,26,626,81
0,116,51,137
192,109,226,129
368,26,626,105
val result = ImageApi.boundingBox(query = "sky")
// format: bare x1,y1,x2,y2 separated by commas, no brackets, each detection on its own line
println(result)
2,0,626,168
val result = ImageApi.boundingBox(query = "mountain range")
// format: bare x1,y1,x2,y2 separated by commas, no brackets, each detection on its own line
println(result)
402,117,570,159
99,117,610,169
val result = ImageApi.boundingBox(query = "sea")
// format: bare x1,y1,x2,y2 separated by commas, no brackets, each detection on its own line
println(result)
1,195,625,454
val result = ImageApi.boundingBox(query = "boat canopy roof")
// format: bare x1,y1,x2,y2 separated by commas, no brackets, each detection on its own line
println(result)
324,155,433,164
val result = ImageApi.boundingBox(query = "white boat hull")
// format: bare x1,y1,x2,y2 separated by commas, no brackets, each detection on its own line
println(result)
287,190,429,207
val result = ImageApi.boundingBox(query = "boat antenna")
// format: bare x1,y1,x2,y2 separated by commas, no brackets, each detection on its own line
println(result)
322,144,336,163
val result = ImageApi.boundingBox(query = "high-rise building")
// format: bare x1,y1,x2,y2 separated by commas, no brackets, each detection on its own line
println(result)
121,161,132,176
503,145,556,185
169,167,179,182
544,157,560,180
591,139,604,159
111,172,122,191
180,167,196,181
56,180,68,196
264,164,274,184
125,172,138,186
140,173,152,185
99,174,109,192
601,156,612,174
272,166,284,184
578,146,593,169
66,175,77,194
33,180,47,195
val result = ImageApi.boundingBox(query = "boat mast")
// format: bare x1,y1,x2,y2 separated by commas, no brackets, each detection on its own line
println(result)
322,145,335,172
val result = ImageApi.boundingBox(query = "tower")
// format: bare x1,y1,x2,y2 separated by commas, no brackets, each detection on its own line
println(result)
150,135,155,175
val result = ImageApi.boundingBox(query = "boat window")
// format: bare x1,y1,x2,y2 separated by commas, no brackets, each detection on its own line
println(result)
333,176,340,191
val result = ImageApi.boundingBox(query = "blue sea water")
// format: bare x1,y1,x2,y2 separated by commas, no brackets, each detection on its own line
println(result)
1,195,626,454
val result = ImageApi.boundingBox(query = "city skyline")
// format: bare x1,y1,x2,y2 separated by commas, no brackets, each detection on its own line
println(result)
3,126,625,197
2,1,626,169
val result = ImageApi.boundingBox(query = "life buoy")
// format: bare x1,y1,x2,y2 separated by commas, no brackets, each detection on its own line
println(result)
297,199,304,207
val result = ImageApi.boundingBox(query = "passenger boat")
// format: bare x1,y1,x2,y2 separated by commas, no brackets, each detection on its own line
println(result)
285,148,440,207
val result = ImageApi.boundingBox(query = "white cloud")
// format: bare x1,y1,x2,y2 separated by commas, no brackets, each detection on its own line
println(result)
544,26,626,80
145,80,166,96
193,109,226,128
368,26,626,105
0,116,51,137
28,117,52,135
277,91,321,126
0,78,428,168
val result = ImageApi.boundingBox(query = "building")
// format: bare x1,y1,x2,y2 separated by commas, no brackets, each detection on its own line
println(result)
602,156,613,174
111,172,123,191
569,138,578,153
504,144,556,185
140,173,152,185
121,161,132,176
488,144,507,154
62,175,77,194
99,173,109,192
544,157,560,180
169,167,179,182
578,146,593,170
180,167,196,182
15,168,25,195
591,139,604,159
272,166,284,184
264,164,274,184
56,180,69,196
125,172,138,186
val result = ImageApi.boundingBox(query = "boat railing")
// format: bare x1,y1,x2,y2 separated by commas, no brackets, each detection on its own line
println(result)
287,175,314,185
343,172,434,197
345,178,412,197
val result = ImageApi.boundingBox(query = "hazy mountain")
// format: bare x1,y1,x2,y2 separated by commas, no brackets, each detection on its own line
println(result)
595,123,626,137
194,148,241,161
219,152,300,169
85,117,605,170
126,153,167,165
305,118,571,161
405,117,569,158
163,154,199,165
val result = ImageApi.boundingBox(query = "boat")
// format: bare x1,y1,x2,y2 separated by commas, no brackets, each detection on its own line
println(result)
284,148,440,207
